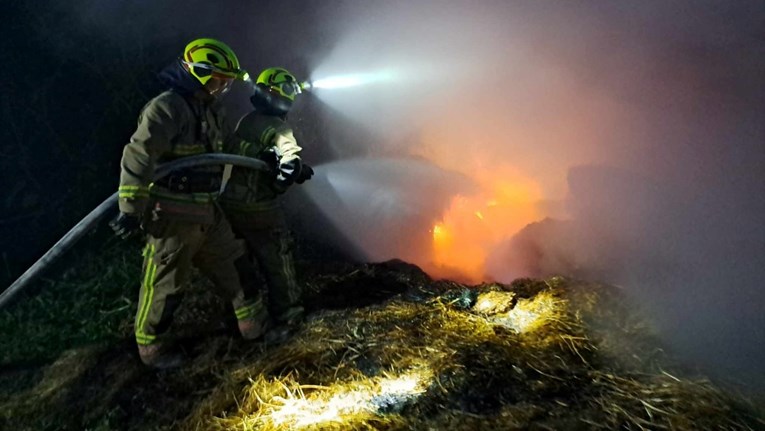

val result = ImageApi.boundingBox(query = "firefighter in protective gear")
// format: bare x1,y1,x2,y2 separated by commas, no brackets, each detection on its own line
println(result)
111,38,268,369
219,67,313,333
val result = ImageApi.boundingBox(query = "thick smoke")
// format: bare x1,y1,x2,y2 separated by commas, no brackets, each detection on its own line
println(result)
296,0,765,390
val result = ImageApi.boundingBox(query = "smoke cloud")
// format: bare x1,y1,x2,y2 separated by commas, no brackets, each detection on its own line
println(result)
293,0,765,390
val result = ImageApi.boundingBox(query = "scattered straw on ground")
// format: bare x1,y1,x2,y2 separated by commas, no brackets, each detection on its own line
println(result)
181,272,762,431
2,261,762,430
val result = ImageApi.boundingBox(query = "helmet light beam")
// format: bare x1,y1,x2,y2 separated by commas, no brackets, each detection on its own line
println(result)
304,69,396,91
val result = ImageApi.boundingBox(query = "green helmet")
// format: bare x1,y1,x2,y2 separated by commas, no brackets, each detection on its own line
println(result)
182,38,247,85
256,67,302,101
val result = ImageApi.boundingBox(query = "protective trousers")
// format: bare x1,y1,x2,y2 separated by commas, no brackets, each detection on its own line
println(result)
134,207,264,345
225,207,303,323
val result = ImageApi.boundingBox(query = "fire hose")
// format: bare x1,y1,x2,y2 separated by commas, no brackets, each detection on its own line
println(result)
0,154,269,309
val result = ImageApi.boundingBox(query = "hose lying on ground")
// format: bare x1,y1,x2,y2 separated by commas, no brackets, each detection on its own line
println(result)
0,154,269,309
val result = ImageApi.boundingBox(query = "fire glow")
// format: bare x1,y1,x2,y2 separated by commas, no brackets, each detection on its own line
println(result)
425,165,544,284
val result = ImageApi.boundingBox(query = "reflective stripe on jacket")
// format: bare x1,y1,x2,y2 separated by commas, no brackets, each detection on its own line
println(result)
118,90,236,222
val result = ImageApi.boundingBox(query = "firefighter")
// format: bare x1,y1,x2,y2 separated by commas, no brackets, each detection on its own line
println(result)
219,67,314,337
109,38,269,368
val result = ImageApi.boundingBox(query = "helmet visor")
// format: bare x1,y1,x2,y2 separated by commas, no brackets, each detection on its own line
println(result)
183,60,248,81
206,76,235,97
279,80,302,97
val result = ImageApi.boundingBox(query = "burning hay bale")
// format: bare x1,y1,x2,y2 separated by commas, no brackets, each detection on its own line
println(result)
182,263,762,431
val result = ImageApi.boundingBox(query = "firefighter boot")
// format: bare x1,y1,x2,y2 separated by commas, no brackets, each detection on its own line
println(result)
278,306,305,327
137,343,186,369
264,306,305,344
237,311,271,340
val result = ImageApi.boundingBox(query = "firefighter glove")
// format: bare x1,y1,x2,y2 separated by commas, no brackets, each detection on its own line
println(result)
275,159,301,188
259,148,279,172
295,164,314,184
109,212,142,240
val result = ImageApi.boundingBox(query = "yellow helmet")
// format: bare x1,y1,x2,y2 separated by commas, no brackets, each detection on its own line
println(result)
256,67,301,101
182,38,247,85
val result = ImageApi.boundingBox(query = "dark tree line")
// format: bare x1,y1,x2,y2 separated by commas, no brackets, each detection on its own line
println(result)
1,3,157,286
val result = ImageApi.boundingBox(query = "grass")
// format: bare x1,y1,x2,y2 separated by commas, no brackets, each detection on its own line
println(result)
0,233,140,365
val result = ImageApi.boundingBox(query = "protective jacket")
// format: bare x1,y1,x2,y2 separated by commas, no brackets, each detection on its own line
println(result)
219,111,304,321
118,61,237,224
218,112,301,213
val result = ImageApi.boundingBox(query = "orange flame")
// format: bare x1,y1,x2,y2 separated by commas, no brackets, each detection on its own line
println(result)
424,166,544,283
